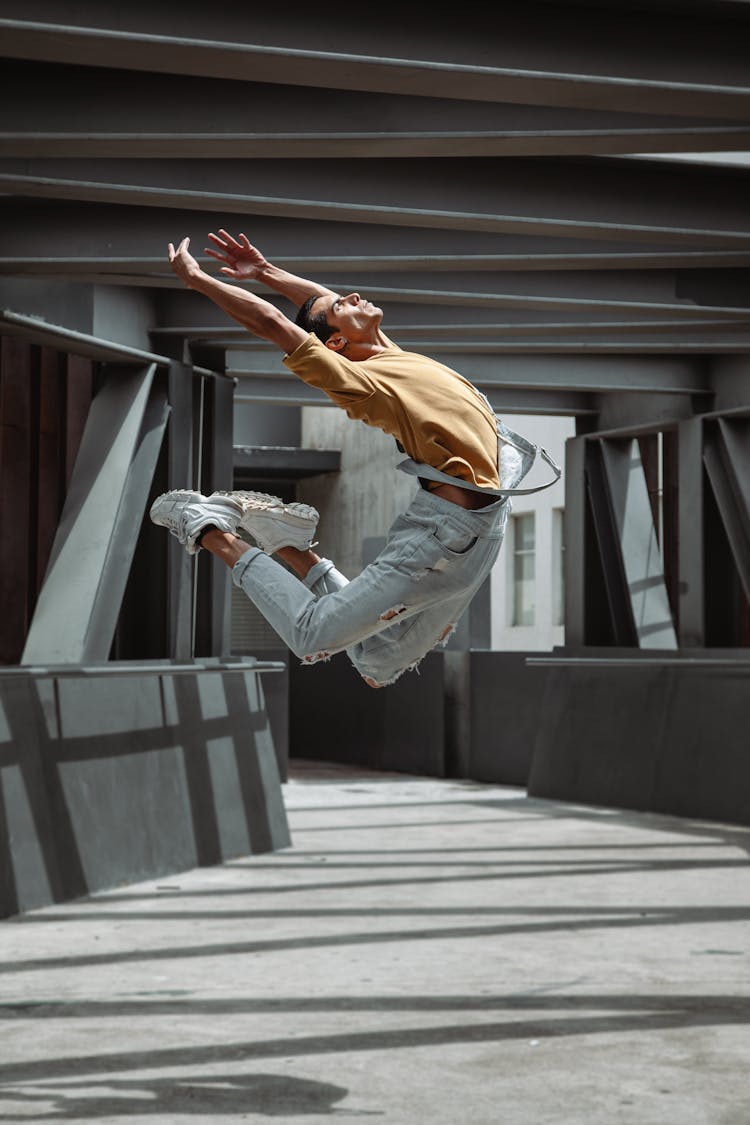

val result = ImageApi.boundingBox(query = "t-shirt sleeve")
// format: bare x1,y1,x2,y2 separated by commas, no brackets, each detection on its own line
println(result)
283,334,377,409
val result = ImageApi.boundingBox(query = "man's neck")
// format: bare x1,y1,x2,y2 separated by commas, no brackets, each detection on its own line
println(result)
341,339,388,361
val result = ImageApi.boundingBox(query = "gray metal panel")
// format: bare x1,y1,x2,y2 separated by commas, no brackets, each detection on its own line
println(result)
600,438,677,648
22,364,159,663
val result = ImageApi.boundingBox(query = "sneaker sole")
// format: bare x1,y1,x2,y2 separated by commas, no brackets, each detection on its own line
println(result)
149,489,204,524
230,491,319,524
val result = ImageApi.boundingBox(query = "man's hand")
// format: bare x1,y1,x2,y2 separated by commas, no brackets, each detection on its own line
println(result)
167,237,202,287
204,229,268,280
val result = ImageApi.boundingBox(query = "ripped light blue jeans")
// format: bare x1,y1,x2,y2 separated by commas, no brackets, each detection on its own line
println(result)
232,486,510,687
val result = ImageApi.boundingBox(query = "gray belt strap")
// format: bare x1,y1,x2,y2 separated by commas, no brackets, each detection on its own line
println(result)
396,420,562,498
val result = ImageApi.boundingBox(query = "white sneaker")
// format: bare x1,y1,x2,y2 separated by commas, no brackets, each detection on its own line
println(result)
149,489,244,554
231,491,319,554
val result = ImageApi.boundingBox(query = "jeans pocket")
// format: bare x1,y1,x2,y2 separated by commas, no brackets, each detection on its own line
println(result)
431,523,479,557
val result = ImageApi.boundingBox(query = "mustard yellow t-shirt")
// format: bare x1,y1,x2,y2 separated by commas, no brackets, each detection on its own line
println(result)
283,334,500,490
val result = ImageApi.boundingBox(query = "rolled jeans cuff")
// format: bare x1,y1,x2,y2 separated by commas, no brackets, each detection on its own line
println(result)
231,546,264,586
303,558,336,590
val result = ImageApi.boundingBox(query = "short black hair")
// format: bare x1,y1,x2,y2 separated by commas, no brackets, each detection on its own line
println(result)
295,294,335,343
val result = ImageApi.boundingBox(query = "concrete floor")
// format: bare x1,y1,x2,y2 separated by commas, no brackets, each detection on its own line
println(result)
1,759,750,1124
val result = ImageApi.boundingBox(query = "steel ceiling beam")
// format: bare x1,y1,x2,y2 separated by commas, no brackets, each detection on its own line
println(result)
6,127,750,160
4,251,750,278
2,199,749,272
3,62,749,160
1,156,749,247
156,318,750,341
1,13,749,118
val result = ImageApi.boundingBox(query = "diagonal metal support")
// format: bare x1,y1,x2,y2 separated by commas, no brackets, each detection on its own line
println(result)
585,440,638,646
703,418,750,601
677,418,705,647
22,364,167,664
563,436,586,647
599,438,677,649
166,361,195,660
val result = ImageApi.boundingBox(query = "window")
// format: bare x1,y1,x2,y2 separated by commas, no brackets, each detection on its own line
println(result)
512,513,535,626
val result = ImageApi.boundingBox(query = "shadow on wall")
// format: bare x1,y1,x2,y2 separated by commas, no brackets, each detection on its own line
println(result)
0,665,290,918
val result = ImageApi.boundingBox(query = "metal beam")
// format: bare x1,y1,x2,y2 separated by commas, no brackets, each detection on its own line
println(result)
194,375,235,658
1,156,749,247
22,364,166,663
3,198,750,274
4,59,735,134
709,356,750,416
0,308,169,366
6,128,750,161
156,318,750,345
1,14,749,119
703,417,750,600
677,417,706,645
599,438,677,648
584,440,639,645
563,436,587,646
234,446,341,479
592,392,700,435
166,361,195,660
6,171,748,246
3,61,749,160
5,251,750,279
218,282,750,317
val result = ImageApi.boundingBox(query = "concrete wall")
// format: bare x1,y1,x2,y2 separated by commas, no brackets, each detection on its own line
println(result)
289,650,445,777
0,664,290,918
288,647,750,829
527,651,750,826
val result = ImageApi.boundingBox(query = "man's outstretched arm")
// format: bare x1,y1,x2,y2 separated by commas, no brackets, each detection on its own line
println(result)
204,229,336,307
168,237,307,354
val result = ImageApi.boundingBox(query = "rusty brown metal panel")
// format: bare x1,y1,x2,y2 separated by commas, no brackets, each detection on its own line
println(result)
0,336,33,664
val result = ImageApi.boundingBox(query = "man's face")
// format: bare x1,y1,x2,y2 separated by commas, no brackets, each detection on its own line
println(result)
316,292,383,342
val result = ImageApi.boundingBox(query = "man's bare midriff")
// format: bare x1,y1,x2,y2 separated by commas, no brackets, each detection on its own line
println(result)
431,482,496,510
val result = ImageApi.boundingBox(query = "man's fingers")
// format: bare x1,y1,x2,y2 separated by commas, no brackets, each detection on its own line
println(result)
217,228,242,250
168,237,192,265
